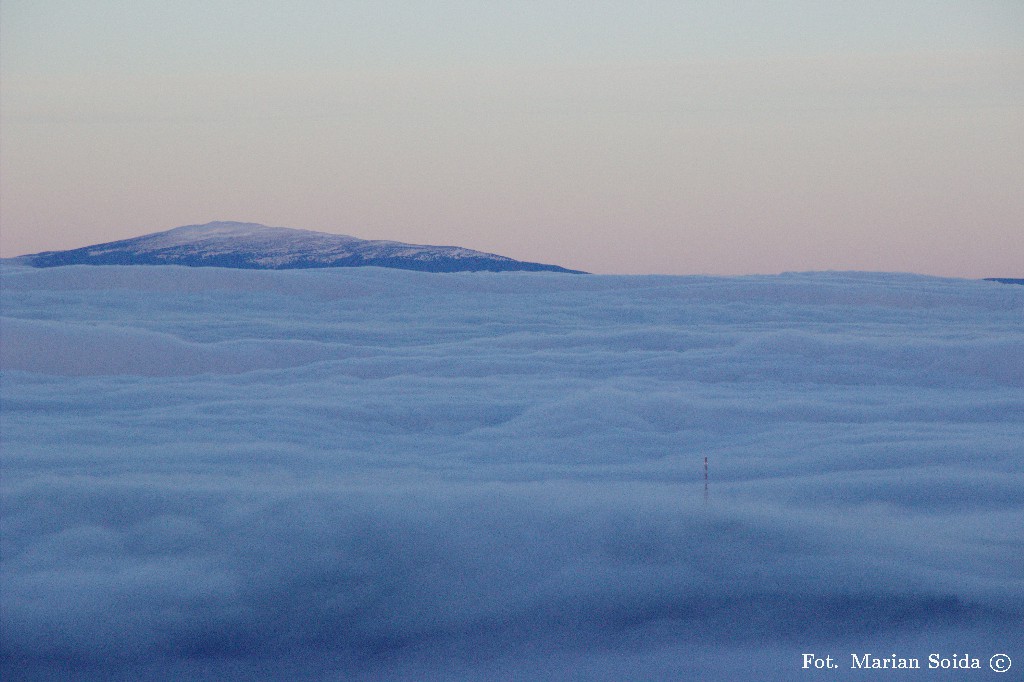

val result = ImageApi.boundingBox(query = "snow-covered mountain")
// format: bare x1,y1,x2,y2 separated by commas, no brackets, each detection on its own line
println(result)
14,222,586,273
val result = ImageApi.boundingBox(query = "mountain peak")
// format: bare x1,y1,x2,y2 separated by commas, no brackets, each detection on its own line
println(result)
14,223,586,274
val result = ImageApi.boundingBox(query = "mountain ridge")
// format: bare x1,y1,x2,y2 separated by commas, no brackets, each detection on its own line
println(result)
12,222,586,274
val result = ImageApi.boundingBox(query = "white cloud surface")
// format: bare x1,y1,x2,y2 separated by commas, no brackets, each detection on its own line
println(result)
1,265,1022,679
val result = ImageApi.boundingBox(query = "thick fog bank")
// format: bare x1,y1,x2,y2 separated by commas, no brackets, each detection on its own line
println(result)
2,266,1022,680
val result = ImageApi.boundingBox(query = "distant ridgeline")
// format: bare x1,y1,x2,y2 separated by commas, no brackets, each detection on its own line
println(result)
13,222,586,274
984,278,1024,286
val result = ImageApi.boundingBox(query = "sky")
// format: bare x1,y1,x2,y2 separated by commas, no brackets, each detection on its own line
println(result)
3,266,1022,679
1,1,1022,276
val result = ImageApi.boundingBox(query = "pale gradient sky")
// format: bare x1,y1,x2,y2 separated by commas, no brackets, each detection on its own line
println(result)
2,1,1022,275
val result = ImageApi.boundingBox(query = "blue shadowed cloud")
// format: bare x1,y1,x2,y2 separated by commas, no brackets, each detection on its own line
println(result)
1,265,1022,679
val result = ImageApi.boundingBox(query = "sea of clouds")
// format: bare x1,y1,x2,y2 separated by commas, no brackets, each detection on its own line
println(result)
1,265,1022,680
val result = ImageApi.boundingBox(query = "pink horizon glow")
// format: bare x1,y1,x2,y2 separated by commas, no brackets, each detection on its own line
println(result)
2,3,1021,277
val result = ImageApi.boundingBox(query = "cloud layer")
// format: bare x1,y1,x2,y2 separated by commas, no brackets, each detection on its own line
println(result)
2,266,1022,679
